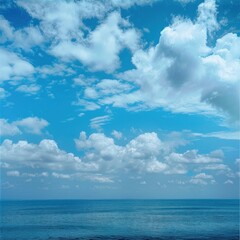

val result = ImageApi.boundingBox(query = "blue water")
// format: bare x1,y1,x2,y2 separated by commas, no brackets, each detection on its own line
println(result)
0,199,239,240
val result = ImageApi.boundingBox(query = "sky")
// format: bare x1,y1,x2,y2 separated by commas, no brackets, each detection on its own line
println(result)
0,0,239,200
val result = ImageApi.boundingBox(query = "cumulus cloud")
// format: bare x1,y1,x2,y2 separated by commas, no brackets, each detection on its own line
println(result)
0,48,34,82
197,0,219,34
75,131,229,176
0,119,21,136
13,117,49,134
0,15,44,49
0,117,49,136
51,11,140,72
77,0,238,123
0,139,98,171
190,172,215,185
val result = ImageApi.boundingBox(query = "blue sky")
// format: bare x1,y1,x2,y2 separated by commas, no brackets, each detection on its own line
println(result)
0,0,239,199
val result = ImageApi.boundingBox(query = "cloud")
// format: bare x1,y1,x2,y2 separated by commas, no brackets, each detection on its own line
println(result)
0,139,98,172
73,99,100,111
166,150,223,164
13,117,49,134
197,0,219,34
83,79,133,100
0,119,21,136
0,15,43,49
79,0,238,124
190,172,215,185
84,174,114,183
52,172,71,179
193,131,240,140
16,84,41,95
111,130,122,139
1,182,14,189
90,115,112,130
75,131,227,175
6,170,20,177
0,117,49,136
0,88,10,99
0,48,34,82
51,11,140,72
224,179,233,184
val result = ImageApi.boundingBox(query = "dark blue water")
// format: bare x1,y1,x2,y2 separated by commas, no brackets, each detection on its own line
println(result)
0,199,239,240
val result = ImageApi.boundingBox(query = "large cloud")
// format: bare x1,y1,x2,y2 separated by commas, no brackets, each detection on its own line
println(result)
1,131,234,183
96,0,239,122
75,131,230,175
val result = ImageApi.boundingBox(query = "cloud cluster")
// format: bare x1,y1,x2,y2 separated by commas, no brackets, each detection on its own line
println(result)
0,117,49,136
0,138,98,172
71,0,239,123
1,130,235,185
74,131,231,177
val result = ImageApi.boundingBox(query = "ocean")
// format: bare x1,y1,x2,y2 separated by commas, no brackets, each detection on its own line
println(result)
0,199,239,240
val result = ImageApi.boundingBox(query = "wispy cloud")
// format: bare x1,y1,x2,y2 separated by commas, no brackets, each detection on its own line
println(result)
90,115,112,130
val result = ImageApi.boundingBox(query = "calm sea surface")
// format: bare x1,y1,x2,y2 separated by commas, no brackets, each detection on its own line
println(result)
0,199,239,240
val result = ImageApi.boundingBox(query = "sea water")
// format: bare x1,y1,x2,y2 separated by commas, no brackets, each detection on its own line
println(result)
0,199,239,240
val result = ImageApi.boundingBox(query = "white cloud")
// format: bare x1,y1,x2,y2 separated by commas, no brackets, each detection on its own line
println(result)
193,131,240,140
90,115,112,130
73,99,100,111
166,150,223,164
0,117,48,136
85,174,114,183
0,48,34,82
224,179,233,184
111,130,122,139
0,139,98,172
194,173,213,179
16,84,41,95
13,117,49,134
52,172,71,179
1,182,14,189
75,131,182,174
0,119,21,136
197,0,219,35
51,11,140,72
0,15,43,49
85,1,238,123
190,172,215,185
0,88,10,99
6,170,20,177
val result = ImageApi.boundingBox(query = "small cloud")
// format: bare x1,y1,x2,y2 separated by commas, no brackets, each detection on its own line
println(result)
6,170,20,177
14,117,49,134
16,84,41,95
111,130,122,139
78,113,85,117
52,172,71,179
0,87,10,99
90,115,111,130
1,181,14,189
224,179,233,184
190,172,215,185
